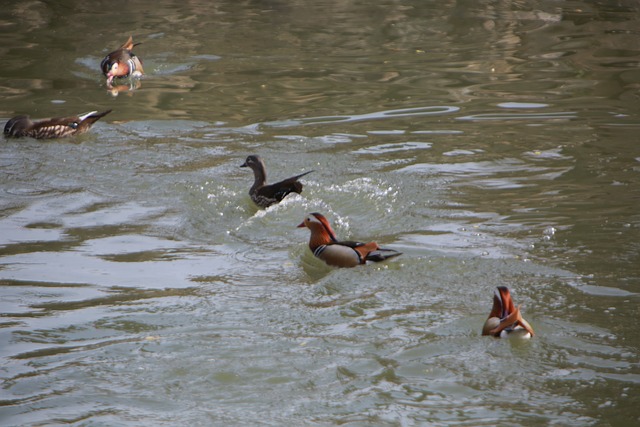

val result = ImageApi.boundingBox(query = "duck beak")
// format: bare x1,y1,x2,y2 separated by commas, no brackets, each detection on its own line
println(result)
240,161,248,167
297,221,306,228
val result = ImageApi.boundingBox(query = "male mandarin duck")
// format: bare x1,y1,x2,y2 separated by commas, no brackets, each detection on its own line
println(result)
100,36,144,86
4,110,112,139
241,155,313,208
482,286,535,338
297,212,402,268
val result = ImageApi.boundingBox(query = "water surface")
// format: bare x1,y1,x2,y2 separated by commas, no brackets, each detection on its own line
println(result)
1,1,639,426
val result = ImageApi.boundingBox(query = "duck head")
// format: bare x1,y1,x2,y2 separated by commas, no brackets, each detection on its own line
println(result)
240,155,267,186
240,154,264,171
297,212,338,248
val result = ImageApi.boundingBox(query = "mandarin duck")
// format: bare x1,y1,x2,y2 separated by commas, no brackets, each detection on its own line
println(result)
4,110,112,139
241,155,313,208
297,212,402,268
482,286,535,338
100,36,144,86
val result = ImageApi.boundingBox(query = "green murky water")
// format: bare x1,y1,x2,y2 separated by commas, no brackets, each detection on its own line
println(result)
1,1,639,425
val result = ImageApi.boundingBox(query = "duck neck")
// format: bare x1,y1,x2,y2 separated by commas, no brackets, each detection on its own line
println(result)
308,228,333,251
250,166,267,191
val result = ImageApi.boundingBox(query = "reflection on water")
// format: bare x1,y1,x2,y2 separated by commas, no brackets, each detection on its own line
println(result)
1,0,640,426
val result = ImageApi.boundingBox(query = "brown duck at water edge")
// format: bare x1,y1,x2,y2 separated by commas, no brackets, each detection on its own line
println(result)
101,36,144,86
4,110,112,139
298,212,402,268
240,155,313,208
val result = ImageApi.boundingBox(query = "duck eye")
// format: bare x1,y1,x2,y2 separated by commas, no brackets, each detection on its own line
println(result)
69,122,79,129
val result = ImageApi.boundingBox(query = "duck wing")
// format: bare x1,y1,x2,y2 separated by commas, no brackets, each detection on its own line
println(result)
334,240,402,263
365,248,403,262
258,170,313,202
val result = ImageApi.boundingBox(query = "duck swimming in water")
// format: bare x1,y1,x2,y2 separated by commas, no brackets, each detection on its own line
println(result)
4,110,112,139
297,212,402,268
482,286,535,338
101,36,144,86
241,155,313,208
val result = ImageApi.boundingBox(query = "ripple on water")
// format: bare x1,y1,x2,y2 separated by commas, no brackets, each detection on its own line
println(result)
262,105,461,128
353,141,432,154
397,157,573,190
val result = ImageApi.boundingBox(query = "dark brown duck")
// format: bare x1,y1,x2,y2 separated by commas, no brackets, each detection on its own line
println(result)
4,110,112,139
241,155,313,208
